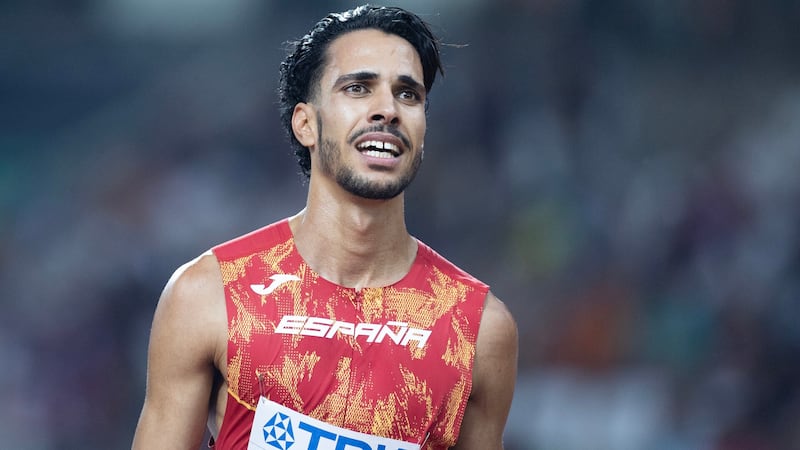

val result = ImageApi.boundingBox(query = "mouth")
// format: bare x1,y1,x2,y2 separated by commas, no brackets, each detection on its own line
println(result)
356,139,401,159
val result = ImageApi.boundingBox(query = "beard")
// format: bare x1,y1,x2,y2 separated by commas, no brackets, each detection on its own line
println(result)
316,117,422,200
318,138,422,199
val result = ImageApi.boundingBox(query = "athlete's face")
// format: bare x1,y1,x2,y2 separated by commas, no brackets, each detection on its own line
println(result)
293,29,427,199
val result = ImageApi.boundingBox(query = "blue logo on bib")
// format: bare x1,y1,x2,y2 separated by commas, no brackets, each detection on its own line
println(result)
263,412,295,450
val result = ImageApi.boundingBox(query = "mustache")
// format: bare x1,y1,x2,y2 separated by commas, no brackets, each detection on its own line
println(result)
347,125,411,150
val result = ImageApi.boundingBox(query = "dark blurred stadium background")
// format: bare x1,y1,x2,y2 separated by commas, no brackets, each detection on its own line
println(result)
2,0,799,448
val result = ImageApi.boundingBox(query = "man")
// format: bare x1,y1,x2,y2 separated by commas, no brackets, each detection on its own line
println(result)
133,5,517,449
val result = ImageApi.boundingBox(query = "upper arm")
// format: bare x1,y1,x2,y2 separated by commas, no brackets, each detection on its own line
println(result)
132,253,226,449
453,291,518,450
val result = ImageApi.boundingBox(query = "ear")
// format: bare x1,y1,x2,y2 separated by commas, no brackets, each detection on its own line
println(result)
292,102,317,148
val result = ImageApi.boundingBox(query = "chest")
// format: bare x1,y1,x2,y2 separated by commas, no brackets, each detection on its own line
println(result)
227,282,471,442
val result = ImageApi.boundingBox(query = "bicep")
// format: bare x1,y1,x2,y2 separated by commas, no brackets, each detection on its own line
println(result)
133,258,224,449
453,292,518,450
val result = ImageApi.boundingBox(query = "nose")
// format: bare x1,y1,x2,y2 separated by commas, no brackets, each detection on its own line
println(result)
369,88,399,125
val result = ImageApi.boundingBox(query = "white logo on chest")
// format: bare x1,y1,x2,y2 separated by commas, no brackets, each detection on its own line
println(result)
251,274,301,295
275,315,432,348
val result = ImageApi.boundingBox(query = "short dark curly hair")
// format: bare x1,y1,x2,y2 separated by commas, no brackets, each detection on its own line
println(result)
278,5,444,178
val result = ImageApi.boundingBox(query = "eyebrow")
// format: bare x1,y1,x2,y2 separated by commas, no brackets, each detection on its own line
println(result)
333,71,378,88
333,71,425,93
398,75,425,93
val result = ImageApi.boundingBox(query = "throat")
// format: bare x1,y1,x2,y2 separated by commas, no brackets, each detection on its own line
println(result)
289,208,417,289
328,236,417,289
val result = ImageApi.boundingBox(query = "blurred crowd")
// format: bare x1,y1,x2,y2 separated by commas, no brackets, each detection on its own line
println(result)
1,0,799,449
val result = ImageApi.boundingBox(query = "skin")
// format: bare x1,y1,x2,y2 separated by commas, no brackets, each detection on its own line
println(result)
132,29,518,449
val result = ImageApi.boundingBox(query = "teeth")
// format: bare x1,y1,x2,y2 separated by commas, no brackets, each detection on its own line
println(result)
358,140,399,155
363,150,394,159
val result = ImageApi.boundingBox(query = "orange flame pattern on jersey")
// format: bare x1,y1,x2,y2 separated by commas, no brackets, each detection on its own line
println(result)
212,220,487,449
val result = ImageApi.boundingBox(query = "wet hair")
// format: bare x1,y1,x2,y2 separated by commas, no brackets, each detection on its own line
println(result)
278,4,444,178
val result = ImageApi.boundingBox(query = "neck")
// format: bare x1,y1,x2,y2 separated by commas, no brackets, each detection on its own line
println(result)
289,181,417,290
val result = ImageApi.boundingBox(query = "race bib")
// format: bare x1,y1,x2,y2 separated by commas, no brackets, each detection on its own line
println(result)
248,396,422,450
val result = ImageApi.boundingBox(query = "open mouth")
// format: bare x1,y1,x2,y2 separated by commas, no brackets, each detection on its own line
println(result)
357,140,401,159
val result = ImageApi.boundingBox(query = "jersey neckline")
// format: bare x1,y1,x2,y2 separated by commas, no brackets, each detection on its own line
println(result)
274,217,429,293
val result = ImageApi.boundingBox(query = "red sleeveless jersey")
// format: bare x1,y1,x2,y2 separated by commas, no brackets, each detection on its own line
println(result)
210,219,488,449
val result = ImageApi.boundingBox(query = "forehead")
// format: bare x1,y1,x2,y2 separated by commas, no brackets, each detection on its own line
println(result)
321,28,423,84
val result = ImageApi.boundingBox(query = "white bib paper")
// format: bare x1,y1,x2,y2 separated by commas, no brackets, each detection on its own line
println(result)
248,396,422,450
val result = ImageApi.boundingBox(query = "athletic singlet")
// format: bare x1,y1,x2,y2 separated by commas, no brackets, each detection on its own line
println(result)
210,219,488,449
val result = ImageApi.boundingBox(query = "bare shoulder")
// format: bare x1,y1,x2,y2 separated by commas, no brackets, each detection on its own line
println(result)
478,291,518,352
474,291,518,388
453,291,517,449
133,251,227,448
163,251,224,300
151,251,227,362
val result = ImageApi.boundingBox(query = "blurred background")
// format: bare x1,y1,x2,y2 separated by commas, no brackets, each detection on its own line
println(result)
2,0,799,448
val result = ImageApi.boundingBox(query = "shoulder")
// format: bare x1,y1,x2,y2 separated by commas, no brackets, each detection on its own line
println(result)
477,291,518,355
453,291,517,448
161,251,224,311
472,291,518,398
151,251,227,362
134,252,227,448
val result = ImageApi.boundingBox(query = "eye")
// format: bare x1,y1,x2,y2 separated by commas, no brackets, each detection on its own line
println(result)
397,89,422,103
344,83,369,96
